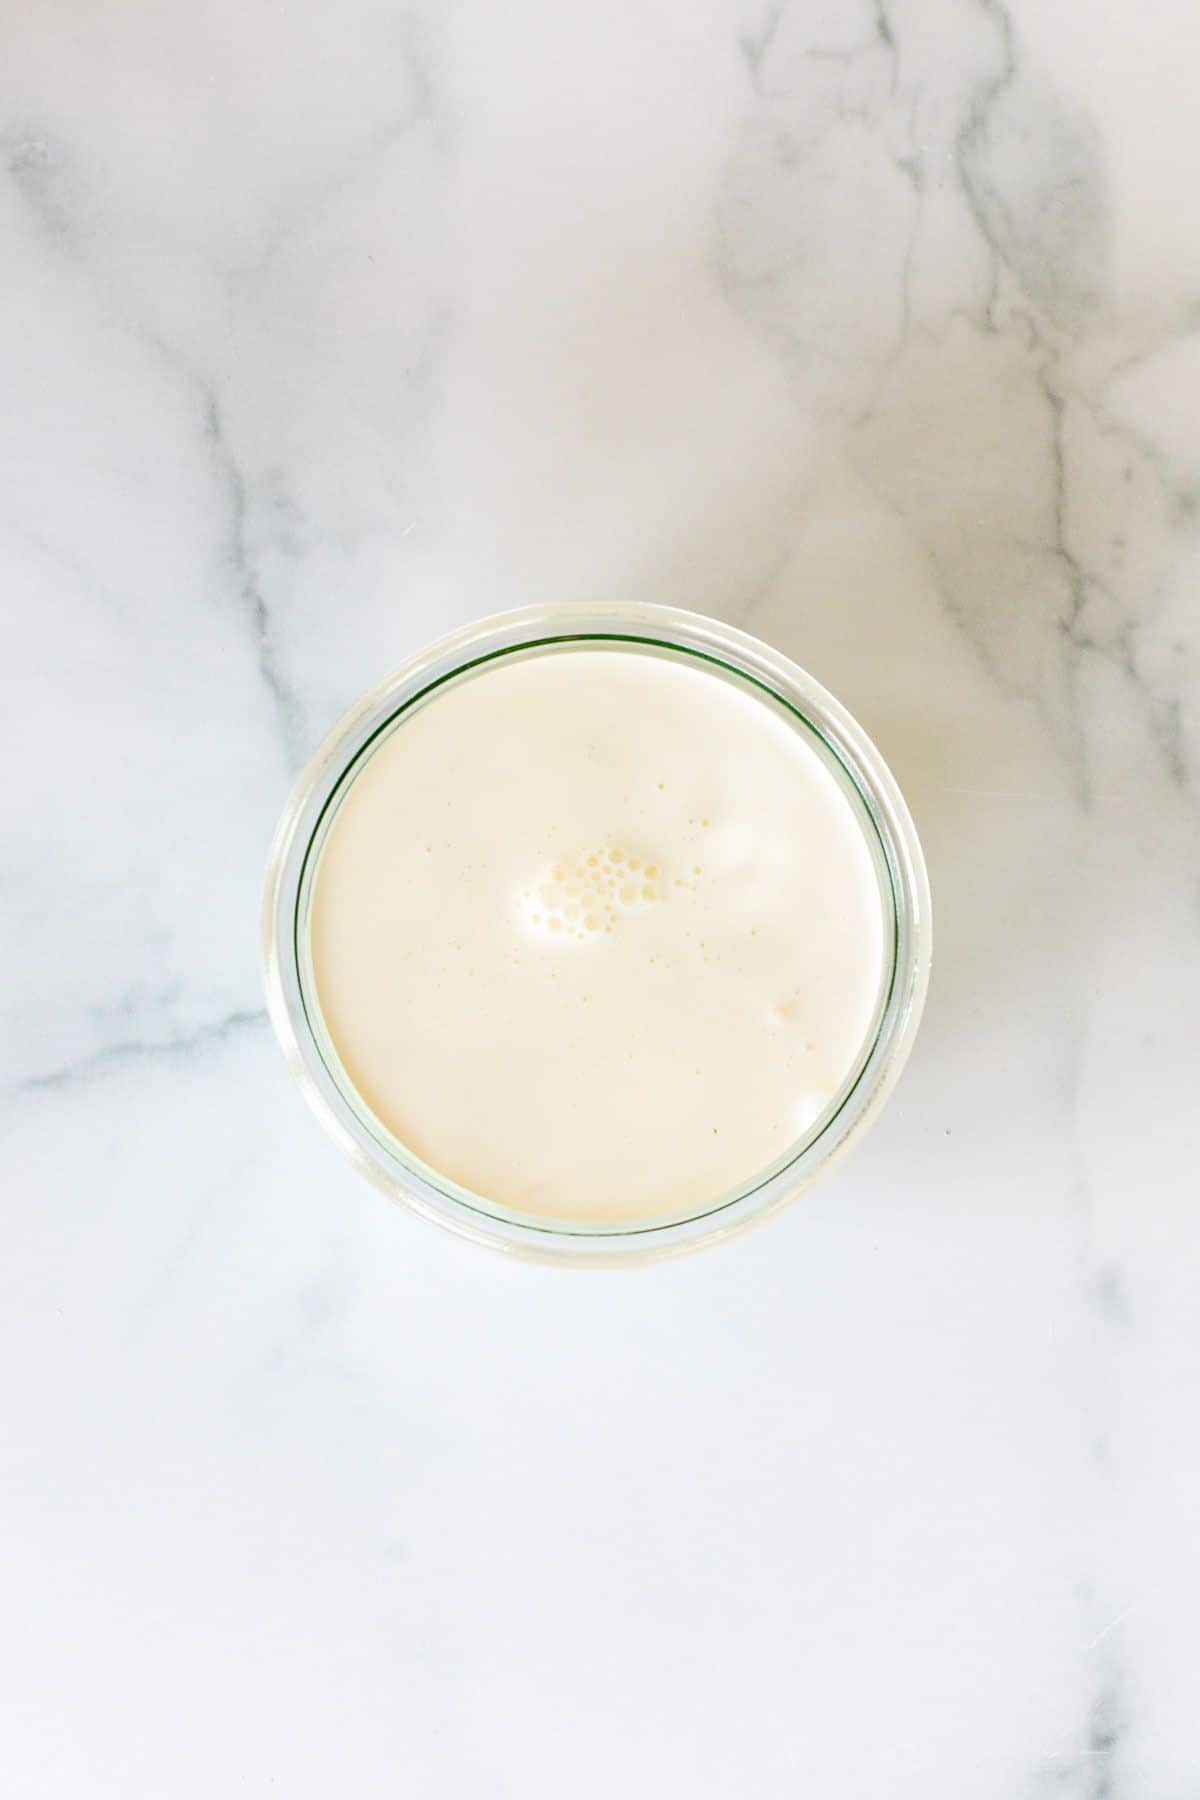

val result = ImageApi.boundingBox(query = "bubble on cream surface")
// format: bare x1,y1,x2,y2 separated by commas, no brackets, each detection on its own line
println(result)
309,648,888,1224
520,842,663,941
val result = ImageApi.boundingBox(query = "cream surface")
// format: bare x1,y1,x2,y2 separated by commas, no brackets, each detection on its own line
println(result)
309,648,888,1221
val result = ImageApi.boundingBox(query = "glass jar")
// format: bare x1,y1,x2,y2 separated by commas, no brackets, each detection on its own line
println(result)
261,603,931,1264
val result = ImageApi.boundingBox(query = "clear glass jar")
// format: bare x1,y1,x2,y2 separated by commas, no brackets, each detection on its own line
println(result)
261,603,931,1264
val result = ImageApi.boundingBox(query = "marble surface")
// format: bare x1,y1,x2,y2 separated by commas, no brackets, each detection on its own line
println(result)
3,1,1199,1793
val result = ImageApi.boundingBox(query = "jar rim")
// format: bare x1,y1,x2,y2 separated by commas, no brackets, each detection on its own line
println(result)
261,603,932,1264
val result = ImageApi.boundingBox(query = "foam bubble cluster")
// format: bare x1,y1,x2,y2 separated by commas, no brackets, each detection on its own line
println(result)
522,844,663,942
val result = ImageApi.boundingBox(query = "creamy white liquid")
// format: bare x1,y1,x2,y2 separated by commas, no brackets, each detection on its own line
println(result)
310,648,887,1223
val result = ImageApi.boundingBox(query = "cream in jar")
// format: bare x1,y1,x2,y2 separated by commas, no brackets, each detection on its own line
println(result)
308,646,888,1224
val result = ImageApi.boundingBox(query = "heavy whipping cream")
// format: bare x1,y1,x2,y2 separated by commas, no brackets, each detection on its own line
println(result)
309,647,888,1223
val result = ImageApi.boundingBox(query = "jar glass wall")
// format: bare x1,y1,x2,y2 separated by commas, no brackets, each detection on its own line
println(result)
261,604,931,1264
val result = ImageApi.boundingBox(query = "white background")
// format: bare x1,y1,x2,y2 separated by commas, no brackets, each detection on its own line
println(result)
3,1,1199,1794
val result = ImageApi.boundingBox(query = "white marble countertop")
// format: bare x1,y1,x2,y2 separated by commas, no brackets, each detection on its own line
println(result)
4,2,1199,1793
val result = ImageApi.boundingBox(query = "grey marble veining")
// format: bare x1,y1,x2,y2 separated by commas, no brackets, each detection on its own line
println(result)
2,2,1198,1795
